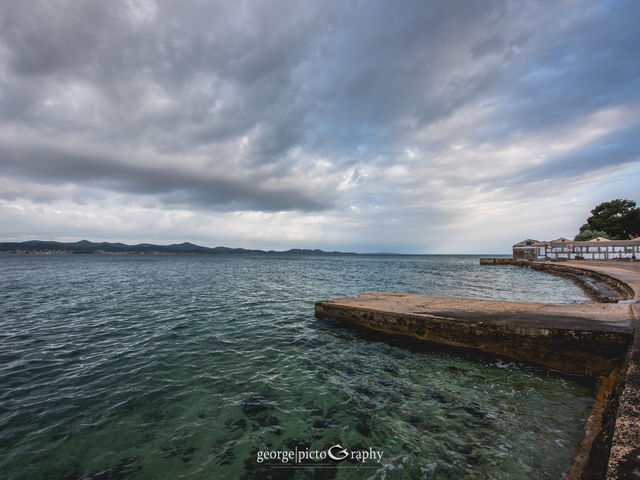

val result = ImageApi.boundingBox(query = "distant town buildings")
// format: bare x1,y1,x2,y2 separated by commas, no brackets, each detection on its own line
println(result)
513,237,640,261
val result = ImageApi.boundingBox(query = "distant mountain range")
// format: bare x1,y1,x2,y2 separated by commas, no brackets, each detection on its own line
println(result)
0,240,354,255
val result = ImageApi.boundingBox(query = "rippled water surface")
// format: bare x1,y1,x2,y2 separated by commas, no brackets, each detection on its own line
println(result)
0,254,593,479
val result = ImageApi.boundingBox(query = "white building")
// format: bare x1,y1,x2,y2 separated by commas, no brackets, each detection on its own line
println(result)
513,237,640,261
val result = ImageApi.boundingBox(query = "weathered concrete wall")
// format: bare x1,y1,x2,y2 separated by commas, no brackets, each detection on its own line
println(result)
566,367,621,479
479,258,515,265
606,305,640,480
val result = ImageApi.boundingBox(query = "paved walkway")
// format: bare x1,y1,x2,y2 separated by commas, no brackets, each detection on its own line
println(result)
318,292,634,331
558,260,640,300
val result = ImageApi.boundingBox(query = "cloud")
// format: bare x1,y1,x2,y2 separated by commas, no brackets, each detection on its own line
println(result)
0,0,639,251
0,139,336,211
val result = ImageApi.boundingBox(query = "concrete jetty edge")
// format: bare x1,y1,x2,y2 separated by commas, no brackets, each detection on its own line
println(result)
314,261,640,479
481,258,636,302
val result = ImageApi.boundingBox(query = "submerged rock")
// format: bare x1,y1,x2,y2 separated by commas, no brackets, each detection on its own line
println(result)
355,419,371,436
383,361,400,375
160,446,197,463
283,437,311,450
225,418,247,431
398,384,414,398
407,412,422,424
463,402,488,419
324,405,339,418
355,384,376,397
257,415,280,427
424,423,443,433
390,350,408,360
313,419,329,429
215,445,235,466
425,389,448,404
242,394,270,416
142,408,165,422
82,456,141,480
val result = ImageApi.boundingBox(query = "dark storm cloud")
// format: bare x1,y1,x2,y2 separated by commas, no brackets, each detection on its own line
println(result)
0,1,319,147
0,143,329,211
0,0,638,217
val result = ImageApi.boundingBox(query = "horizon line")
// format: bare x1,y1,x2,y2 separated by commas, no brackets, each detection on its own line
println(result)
0,238,511,256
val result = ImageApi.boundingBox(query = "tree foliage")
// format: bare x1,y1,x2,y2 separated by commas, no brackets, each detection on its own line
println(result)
574,230,609,241
578,199,640,240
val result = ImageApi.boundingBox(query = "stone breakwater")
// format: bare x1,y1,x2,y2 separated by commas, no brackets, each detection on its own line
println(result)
314,261,640,479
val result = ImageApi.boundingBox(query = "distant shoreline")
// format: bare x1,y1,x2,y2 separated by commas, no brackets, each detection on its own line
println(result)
0,240,357,256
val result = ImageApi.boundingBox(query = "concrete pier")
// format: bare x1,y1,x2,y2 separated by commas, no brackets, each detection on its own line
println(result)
315,292,633,376
314,261,640,479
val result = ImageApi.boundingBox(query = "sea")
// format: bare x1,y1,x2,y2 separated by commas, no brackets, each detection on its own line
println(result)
0,253,594,479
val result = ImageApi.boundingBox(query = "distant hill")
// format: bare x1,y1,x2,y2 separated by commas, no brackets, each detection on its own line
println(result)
0,240,356,256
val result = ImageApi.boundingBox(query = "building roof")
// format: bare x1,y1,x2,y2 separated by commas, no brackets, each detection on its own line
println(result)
588,237,611,242
632,237,640,242
513,238,540,247
549,237,571,243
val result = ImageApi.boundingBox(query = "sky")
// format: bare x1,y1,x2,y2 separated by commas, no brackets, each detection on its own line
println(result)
1,0,639,253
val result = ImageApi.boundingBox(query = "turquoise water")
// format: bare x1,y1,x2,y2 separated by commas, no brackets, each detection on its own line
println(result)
0,254,593,479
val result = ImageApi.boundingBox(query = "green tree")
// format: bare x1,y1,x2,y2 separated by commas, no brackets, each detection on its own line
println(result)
574,230,609,241
578,199,640,240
